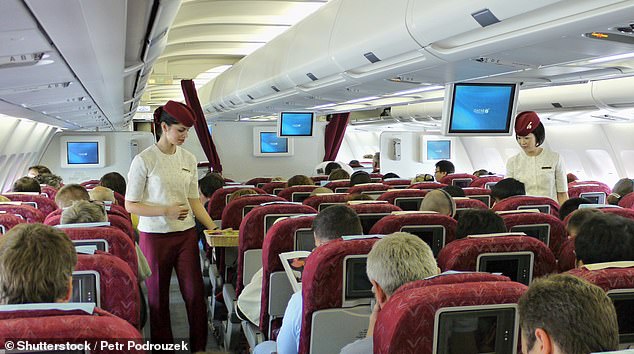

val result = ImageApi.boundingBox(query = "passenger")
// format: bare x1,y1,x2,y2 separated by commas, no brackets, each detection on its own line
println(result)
341,232,439,353
228,188,257,202
382,172,400,179
61,200,107,224
442,185,465,197
558,197,592,221
27,165,52,179
270,176,285,182
411,173,435,183
372,152,380,173
309,187,333,196
607,178,633,205
325,162,343,175
349,171,371,186
0,196,9,202
328,168,350,181
0,223,76,304
490,178,526,204
518,274,618,354
198,172,225,207
506,111,569,205
286,175,314,187
252,205,363,354
420,189,456,217
12,176,41,193
434,160,455,182
473,169,493,177
55,184,90,209
99,171,127,197
346,193,373,201
348,160,363,169
565,208,601,239
455,209,506,239
125,101,218,351
88,186,116,204
574,213,634,266
34,173,63,189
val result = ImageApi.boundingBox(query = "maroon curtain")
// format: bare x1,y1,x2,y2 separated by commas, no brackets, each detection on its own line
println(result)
323,112,350,161
181,79,223,173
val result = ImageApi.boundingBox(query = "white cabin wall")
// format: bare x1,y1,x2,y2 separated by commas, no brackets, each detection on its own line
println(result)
336,130,380,164
40,131,155,185
210,121,327,182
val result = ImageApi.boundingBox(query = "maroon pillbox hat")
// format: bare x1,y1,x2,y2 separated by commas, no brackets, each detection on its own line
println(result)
153,100,195,127
514,111,541,136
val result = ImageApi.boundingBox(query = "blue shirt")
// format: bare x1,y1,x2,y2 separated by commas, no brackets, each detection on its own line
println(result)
276,290,303,354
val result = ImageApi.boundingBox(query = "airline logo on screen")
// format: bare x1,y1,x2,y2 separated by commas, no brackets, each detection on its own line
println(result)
473,107,491,114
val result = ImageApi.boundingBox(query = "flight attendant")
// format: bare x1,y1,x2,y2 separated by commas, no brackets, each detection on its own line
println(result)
125,100,218,351
506,111,569,205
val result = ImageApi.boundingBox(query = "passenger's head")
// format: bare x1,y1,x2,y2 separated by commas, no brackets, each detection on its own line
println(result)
574,213,634,266
456,209,506,239
372,152,380,172
420,189,456,217
228,188,257,203
99,172,126,196
287,175,314,188
312,205,362,245
328,168,350,181
434,160,455,181
55,184,90,209
558,197,592,221
324,162,342,175
411,173,435,183
442,185,465,197
153,100,195,143
473,169,493,177
566,208,601,239
88,186,116,204
349,171,371,186
515,111,546,154
607,178,634,205
61,200,108,224
490,178,526,203
0,196,9,203
366,232,438,303
382,172,400,179
12,177,41,193
346,193,373,201
309,187,332,196
198,173,225,202
34,173,63,189
348,160,362,168
27,165,51,178
0,224,77,304
518,274,618,354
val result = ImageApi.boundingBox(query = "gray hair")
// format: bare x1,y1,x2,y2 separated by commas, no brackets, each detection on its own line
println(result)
366,232,438,296
61,200,107,225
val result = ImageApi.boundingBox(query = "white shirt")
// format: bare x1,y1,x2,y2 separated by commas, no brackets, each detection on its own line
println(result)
237,268,263,326
126,144,199,233
506,148,567,201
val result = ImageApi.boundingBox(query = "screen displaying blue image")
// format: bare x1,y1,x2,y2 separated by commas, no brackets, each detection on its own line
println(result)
427,140,451,160
260,132,288,153
67,142,99,164
280,112,314,136
448,83,516,133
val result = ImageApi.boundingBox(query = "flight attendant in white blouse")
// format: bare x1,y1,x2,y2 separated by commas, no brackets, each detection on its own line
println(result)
506,111,569,205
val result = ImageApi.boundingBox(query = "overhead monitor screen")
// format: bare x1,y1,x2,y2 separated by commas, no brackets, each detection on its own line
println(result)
278,112,314,137
427,140,451,160
67,142,99,165
260,132,289,153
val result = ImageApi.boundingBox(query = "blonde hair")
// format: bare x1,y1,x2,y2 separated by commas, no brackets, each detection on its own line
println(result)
228,188,258,202
61,200,107,224
88,186,116,203
55,184,90,209
309,187,333,196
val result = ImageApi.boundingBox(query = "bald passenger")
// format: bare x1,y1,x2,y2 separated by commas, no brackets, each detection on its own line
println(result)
89,186,116,204
420,189,456,217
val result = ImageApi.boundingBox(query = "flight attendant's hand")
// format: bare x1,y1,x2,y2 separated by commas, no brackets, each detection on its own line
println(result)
164,204,189,220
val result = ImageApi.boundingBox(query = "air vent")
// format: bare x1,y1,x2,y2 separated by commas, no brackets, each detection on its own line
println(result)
271,86,280,92
247,94,254,100
306,72,318,81
364,52,381,63
551,102,563,108
229,100,235,106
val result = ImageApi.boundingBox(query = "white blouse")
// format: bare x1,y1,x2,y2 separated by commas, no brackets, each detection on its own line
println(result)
506,148,568,201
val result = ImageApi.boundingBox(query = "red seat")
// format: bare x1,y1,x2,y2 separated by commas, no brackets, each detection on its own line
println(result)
557,238,576,272
310,176,328,185
377,189,428,211
382,179,413,188
112,191,126,207
323,180,351,193
567,265,634,292
277,185,319,202
40,185,58,200
302,193,349,212
492,195,560,218
245,177,273,188
454,197,489,211
438,235,557,284
2,193,58,216
236,203,316,295
0,203,45,223
370,173,384,180
374,279,527,354
396,272,513,293
44,213,136,243
108,203,132,221
299,238,379,354
0,213,25,234
347,202,402,234
600,206,634,220
0,305,143,353
207,186,266,220
80,179,101,188
409,182,447,190
440,173,478,188
346,183,389,198
261,215,316,338
60,226,138,279
619,193,634,209
463,187,493,207
221,194,287,230
500,212,566,257
469,175,503,189
260,181,288,195
567,183,611,203
569,180,611,190
76,253,140,328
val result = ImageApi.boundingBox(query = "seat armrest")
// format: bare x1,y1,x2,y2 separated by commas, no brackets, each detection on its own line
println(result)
242,320,265,348
222,283,240,323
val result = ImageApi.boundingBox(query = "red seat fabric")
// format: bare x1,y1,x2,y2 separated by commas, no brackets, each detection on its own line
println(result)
112,191,126,207
302,193,349,211
382,179,413,188
557,238,576,272
600,206,634,220
619,193,634,209
221,194,287,230
323,180,351,193
374,280,527,354
76,253,140,328
0,204,45,223
347,203,402,234
61,226,138,278
299,238,379,354
245,177,273,188
80,179,101,188
0,306,143,353
567,183,611,201
346,183,389,196
369,213,457,247
2,193,58,216
277,185,319,202
567,266,634,292
0,213,25,233
237,203,316,294
260,215,316,337
463,187,493,207
206,186,266,220
44,213,136,243
437,235,557,279
108,203,131,221
40,185,58,200
440,173,478,187
500,212,566,257
396,272,512,294
370,173,384,180
260,181,288,195
492,195,560,218
469,175,504,188
409,182,447,190
569,180,611,190
377,189,428,205
310,175,328,184
454,198,489,210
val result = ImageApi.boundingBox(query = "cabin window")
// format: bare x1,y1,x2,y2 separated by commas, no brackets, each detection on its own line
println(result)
586,149,618,187
620,150,634,177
